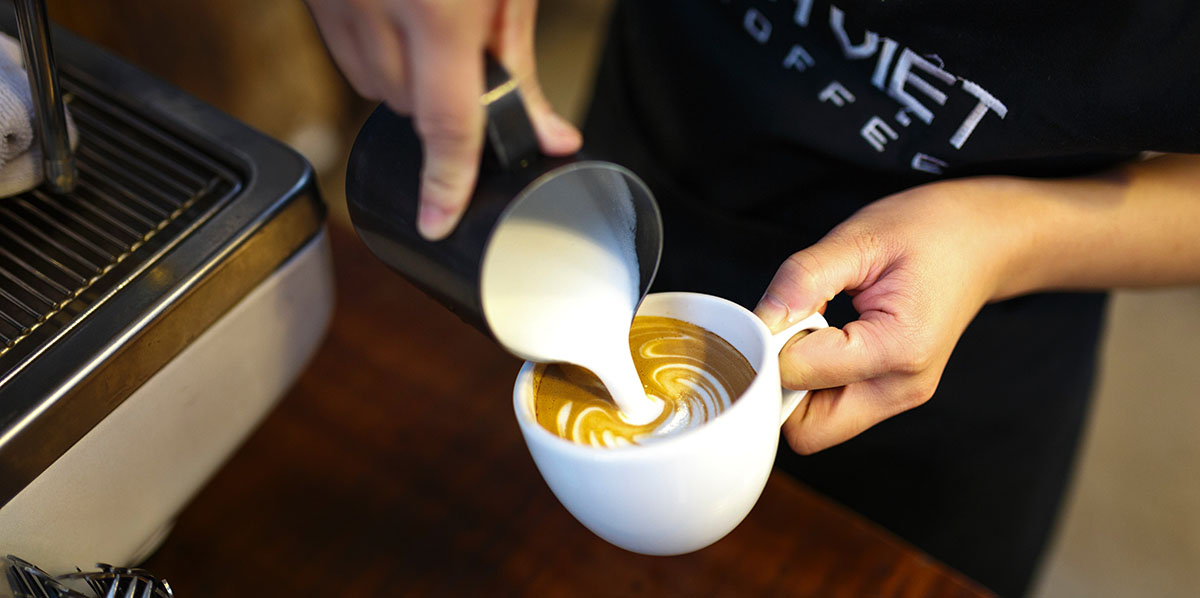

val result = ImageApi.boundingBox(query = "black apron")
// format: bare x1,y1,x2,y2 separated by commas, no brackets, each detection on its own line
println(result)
581,1,1199,595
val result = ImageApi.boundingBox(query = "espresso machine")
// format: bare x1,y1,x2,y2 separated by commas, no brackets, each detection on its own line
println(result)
0,0,334,590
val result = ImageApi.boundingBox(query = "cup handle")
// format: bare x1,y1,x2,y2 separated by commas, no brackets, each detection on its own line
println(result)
482,54,539,171
769,313,829,424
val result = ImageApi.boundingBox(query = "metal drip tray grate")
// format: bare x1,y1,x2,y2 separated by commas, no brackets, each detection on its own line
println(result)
0,76,242,380
0,14,323,513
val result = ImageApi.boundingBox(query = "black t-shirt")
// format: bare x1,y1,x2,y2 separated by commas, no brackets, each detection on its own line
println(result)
594,0,1200,196
690,2,1196,168
585,1,1200,305
581,3,1198,595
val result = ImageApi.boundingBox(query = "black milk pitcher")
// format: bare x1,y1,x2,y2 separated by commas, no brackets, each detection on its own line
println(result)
345,56,663,350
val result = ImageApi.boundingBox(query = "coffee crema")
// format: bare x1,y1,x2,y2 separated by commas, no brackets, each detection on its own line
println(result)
532,315,756,447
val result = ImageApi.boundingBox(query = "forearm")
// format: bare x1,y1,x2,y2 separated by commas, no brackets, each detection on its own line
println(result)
990,153,1200,299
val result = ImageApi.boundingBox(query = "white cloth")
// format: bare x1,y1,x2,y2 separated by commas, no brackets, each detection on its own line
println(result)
0,33,78,198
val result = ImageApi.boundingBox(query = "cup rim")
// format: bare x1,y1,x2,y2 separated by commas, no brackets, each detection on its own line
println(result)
512,291,778,459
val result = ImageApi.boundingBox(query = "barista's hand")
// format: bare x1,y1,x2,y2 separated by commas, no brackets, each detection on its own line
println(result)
754,179,1020,454
755,153,1200,453
304,0,582,239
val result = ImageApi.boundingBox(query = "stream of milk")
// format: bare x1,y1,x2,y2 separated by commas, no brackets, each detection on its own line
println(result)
480,170,662,425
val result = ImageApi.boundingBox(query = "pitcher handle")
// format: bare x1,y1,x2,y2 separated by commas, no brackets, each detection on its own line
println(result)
482,54,538,171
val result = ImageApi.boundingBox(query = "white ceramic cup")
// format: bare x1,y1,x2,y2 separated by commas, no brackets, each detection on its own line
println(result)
512,291,828,555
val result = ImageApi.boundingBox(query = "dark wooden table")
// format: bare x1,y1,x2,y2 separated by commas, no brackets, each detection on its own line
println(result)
142,225,992,597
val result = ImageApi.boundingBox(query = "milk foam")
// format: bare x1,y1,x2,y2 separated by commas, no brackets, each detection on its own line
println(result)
533,316,756,448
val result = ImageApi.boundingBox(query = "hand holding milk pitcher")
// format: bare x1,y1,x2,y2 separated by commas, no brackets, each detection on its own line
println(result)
345,52,828,553
315,0,1012,463
303,0,581,239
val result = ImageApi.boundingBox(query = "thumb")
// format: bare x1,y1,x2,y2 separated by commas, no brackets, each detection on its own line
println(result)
754,234,872,333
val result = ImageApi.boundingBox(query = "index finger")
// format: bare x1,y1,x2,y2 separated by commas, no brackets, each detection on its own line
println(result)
754,235,872,333
404,13,488,240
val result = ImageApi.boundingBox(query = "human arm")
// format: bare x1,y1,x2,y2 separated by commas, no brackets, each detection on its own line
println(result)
303,0,581,239
755,153,1200,454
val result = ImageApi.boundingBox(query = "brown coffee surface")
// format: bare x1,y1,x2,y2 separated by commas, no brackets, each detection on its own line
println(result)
532,315,755,447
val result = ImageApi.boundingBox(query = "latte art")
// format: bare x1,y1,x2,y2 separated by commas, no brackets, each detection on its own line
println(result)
533,316,756,447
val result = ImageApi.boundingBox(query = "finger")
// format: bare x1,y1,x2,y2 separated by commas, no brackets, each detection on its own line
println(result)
404,12,489,240
520,78,583,155
489,0,581,156
754,234,874,333
782,385,875,455
781,373,935,454
305,1,380,100
778,314,904,391
352,13,410,113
